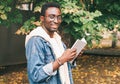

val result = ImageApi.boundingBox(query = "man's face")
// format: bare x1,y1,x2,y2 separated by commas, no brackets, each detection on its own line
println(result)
41,7,62,32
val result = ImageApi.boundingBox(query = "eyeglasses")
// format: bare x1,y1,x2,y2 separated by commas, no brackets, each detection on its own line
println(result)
45,14,62,22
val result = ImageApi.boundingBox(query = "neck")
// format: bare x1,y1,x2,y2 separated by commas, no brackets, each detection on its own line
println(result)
42,25,54,38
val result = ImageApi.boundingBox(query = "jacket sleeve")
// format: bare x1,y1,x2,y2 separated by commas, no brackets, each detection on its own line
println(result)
25,36,57,82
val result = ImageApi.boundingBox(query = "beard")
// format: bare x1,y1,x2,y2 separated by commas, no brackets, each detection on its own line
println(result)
48,28,58,32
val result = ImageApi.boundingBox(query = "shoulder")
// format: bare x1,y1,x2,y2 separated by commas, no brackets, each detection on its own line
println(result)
26,36,47,48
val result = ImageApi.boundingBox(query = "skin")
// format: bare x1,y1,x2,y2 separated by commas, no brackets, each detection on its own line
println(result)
40,7,77,71
40,7,62,38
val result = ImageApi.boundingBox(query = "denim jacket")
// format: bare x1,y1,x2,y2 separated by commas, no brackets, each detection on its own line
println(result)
25,36,74,84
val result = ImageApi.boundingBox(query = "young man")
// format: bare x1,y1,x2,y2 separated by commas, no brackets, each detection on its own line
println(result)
25,2,77,84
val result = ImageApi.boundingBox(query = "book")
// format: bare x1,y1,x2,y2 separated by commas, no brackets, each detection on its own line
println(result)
70,38,87,63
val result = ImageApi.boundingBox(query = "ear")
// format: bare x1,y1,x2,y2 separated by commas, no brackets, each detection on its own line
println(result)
40,16,44,22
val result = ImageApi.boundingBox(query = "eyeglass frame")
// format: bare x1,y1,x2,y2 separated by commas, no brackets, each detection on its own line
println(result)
44,14,62,22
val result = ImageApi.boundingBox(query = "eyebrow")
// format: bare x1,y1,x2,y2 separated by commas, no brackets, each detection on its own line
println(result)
48,14,61,16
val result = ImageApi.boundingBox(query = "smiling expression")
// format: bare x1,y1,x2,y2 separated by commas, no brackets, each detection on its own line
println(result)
40,7,62,34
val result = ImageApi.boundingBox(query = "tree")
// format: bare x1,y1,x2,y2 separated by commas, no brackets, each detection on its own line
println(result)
1,0,120,48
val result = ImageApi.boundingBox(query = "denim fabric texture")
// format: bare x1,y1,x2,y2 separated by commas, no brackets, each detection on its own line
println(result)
25,36,74,84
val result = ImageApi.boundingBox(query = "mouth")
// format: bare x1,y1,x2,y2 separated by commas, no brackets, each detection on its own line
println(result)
50,25,59,32
50,23,59,29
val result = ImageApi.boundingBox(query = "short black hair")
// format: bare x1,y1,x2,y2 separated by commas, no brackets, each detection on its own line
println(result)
40,2,61,16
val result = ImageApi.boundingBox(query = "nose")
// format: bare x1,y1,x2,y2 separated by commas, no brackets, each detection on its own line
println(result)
53,17,59,23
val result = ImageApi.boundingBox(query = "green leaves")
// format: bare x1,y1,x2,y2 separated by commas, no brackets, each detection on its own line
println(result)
0,5,11,20
21,17,36,32
61,1,103,48
0,0,120,48
0,0,12,20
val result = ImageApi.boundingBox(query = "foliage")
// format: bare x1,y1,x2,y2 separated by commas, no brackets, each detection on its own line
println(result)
92,0,120,31
1,0,120,48
0,0,12,20
16,17,37,35
19,0,105,48
0,0,23,27
61,1,104,47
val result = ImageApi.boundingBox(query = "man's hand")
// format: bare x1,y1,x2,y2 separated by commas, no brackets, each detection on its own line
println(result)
59,48,77,64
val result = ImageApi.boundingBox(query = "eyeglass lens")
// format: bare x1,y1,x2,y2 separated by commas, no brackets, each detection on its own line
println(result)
47,14,62,21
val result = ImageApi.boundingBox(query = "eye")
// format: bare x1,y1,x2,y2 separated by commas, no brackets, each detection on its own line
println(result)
57,16,62,20
46,14,62,21
49,15,55,19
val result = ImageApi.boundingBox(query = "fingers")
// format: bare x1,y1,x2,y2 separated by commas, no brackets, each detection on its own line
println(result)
62,48,77,62
71,48,77,52
70,48,77,58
